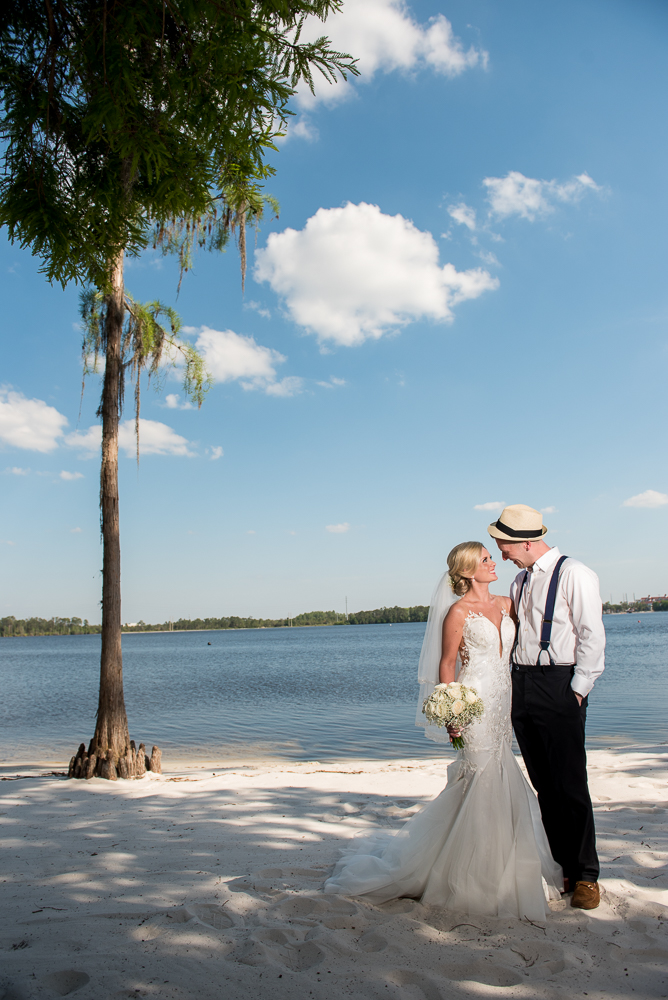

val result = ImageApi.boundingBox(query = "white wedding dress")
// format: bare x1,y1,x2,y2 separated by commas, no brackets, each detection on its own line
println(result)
324,611,563,920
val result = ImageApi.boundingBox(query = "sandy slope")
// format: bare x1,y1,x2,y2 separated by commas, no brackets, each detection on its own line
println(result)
1,747,667,1000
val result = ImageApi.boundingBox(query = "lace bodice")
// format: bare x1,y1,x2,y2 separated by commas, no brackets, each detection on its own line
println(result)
457,611,515,764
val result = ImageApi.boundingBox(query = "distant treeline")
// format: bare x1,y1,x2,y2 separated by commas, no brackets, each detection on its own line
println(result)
603,601,668,614
7,600,665,637
0,616,101,637
123,605,430,631
1,605,430,637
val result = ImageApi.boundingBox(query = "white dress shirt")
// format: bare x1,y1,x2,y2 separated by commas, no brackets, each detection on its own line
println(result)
510,546,605,698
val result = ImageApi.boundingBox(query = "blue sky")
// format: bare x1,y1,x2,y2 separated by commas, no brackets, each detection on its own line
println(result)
2,0,667,621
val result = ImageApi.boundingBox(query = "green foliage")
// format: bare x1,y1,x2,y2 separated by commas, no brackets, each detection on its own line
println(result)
0,0,358,287
653,601,668,612
0,616,100,637
2,605,430,635
602,600,653,614
154,184,281,292
121,606,430,630
347,606,430,625
80,287,212,451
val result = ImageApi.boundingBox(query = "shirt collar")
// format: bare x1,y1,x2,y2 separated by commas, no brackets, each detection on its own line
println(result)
529,546,561,574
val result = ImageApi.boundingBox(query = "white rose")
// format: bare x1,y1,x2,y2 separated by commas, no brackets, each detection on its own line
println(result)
434,683,448,691
451,700,465,716
465,690,479,704
447,682,462,694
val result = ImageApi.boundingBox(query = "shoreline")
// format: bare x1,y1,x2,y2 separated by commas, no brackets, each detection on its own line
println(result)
3,736,666,775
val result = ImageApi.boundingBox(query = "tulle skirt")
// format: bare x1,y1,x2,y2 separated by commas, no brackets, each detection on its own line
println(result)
324,742,563,921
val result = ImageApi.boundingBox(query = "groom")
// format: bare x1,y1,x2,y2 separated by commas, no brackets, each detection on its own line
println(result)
488,504,605,910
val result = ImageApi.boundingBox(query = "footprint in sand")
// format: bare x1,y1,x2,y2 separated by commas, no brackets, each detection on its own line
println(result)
501,940,566,975
0,981,28,1000
273,896,322,919
185,903,234,930
357,930,387,952
39,971,90,996
432,962,524,988
377,898,419,915
233,927,325,971
249,866,327,894
387,970,445,1000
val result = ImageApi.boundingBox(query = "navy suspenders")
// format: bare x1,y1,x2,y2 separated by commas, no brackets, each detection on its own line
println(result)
512,555,569,667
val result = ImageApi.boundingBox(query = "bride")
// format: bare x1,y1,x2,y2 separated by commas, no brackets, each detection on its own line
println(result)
324,541,563,919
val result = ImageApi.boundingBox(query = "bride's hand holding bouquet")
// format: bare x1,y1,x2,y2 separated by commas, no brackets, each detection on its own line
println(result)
422,681,484,750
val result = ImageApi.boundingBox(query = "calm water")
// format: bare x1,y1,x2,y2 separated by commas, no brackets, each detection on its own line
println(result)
1,615,666,764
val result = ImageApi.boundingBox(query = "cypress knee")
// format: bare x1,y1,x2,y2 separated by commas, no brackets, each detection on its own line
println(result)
135,744,146,778
149,746,162,775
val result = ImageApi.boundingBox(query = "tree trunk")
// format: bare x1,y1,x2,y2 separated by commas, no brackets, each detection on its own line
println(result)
93,249,130,763
67,247,161,780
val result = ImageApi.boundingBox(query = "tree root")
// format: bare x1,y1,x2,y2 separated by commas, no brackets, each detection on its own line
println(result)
67,739,162,780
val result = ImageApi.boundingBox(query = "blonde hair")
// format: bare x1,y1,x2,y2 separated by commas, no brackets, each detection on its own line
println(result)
447,541,484,597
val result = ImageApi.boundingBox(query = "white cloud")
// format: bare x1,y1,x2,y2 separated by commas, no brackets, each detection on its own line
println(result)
244,300,272,319
326,522,350,533
622,490,668,509
0,388,68,453
209,446,224,460
317,376,348,389
541,506,558,514
473,501,505,512
70,527,83,533
296,0,486,108
60,470,84,481
196,327,283,382
5,466,29,475
247,529,256,535
163,393,194,410
262,375,304,396
282,118,320,143
120,420,194,457
484,171,601,222
193,327,301,396
261,376,304,398
476,250,500,267
67,419,195,458
255,202,498,346
448,202,477,230
65,425,101,456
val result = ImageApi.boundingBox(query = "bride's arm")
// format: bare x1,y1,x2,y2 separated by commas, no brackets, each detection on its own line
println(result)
439,604,466,684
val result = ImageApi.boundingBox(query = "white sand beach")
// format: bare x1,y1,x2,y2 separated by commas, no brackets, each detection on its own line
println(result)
1,747,667,1000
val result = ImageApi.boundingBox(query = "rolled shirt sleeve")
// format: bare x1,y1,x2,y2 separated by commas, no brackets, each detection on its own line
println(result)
563,564,606,698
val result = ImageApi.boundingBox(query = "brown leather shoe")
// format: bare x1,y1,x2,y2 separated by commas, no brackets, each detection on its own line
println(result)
571,880,600,909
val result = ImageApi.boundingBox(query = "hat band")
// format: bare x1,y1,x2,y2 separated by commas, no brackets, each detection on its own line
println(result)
495,519,542,539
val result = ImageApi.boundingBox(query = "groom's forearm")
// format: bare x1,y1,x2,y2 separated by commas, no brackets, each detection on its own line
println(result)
568,570,606,697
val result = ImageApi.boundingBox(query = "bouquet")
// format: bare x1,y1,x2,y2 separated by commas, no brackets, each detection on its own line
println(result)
422,682,484,750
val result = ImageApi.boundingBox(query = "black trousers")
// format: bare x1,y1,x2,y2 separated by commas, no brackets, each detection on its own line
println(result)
511,663,599,885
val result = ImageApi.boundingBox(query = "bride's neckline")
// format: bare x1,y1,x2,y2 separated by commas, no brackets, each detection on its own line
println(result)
464,609,510,656
465,608,509,632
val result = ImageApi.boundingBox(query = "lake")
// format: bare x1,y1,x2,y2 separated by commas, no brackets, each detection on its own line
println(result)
1,614,666,765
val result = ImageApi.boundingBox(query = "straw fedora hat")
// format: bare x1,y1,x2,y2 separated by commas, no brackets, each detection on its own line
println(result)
487,504,548,542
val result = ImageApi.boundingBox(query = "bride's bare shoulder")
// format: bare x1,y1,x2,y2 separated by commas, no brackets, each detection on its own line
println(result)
491,594,513,612
444,600,469,625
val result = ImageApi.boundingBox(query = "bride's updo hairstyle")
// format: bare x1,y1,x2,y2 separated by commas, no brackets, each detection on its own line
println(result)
447,542,484,597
